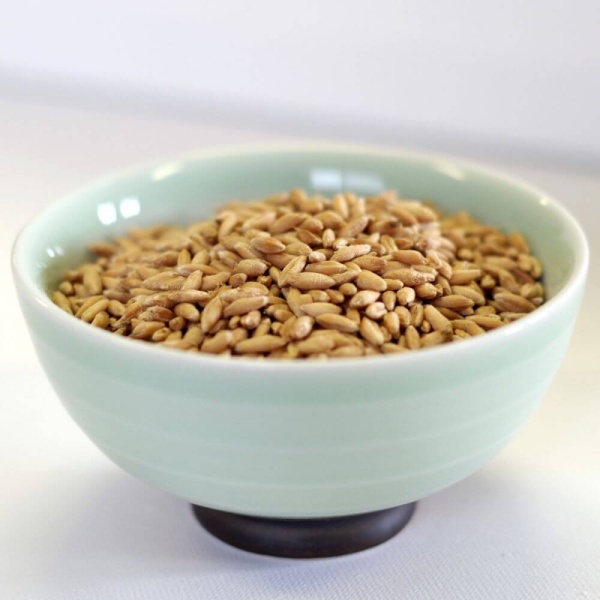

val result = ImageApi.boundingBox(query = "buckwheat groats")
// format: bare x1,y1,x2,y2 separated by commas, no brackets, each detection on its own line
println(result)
52,189,545,358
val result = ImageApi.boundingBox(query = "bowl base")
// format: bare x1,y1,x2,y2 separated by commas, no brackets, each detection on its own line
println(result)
192,502,417,558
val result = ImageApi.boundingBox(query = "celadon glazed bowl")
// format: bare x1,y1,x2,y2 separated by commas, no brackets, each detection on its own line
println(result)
12,144,588,557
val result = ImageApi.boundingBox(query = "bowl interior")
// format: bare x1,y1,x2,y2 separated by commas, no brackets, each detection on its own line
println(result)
17,146,583,300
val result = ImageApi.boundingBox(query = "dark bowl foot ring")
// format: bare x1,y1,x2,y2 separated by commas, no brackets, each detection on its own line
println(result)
192,502,416,558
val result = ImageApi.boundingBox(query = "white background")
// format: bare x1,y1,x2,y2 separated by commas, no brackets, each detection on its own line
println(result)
1,3,600,598
2,0,600,165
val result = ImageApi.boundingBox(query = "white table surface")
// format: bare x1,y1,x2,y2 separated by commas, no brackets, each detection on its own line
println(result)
1,99,599,600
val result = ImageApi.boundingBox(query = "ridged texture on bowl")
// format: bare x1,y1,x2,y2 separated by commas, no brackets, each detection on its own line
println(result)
13,146,588,517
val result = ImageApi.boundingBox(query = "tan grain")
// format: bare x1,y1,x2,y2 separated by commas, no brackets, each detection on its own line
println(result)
273,309,294,323
285,242,312,256
223,295,270,317
305,261,347,275
235,259,268,278
174,303,201,322
498,270,520,294
202,331,234,354
330,244,371,263
348,290,381,308
218,213,238,239
277,255,307,287
240,310,262,329
296,334,336,355
365,302,387,320
501,312,528,322
307,250,327,263
360,317,385,346
89,242,117,257
153,290,210,307
420,329,452,347
383,311,401,338
356,270,387,292
201,272,230,291
451,285,485,305
521,282,544,300
381,290,397,311
130,321,164,339
183,326,205,346
336,284,356,298
383,278,404,291
351,255,387,272
251,236,286,254
330,270,360,285
423,305,452,333
54,188,544,358
410,304,424,328
343,307,360,326
180,269,203,290
139,306,174,322
386,268,435,285
452,319,486,336
328,345,363,357
392,249,428,265
151,327,171,342
235,335,287,354
58,281,74,295
396,287,416,306
494,292,536,313
288,272,336,290
433,295,475,311
405,326,421,350
382,342,408,354
270,213,307,235
332,194,350,219
81,298,110,323
325,289,344,304
201,296,223,333
308,290,329,302
230,327,248,345
143,272,185,291
169,316,186,331
74,295,105,318
52,291,73,314
301,302,343,317
449,269,482,285
289,315,314,340
107,299,125,317
253,317,272,337
338,216,369,238
415,282,438,300
315,313,359,333
177,248,192,266
466,315,503,330
91,311,110,328
83,267,103,295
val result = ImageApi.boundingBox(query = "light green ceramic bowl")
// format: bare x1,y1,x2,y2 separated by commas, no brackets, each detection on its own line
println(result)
12,144,588,518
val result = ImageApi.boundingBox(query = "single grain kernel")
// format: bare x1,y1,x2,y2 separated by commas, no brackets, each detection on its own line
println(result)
315,313,359,333
356,270,387,292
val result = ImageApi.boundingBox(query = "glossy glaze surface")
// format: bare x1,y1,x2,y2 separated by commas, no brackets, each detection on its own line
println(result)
12,144,588,517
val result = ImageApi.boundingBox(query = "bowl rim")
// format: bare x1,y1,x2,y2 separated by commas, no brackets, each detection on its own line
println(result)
12,141,589,373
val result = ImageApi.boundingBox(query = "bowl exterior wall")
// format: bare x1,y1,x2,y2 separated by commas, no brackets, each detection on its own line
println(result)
16,280,582,517
13,146,588,518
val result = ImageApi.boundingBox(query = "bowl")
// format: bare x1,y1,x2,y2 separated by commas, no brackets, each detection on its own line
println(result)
12,144,588,557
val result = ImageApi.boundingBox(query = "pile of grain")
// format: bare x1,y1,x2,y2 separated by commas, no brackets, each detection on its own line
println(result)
52,189,545,358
